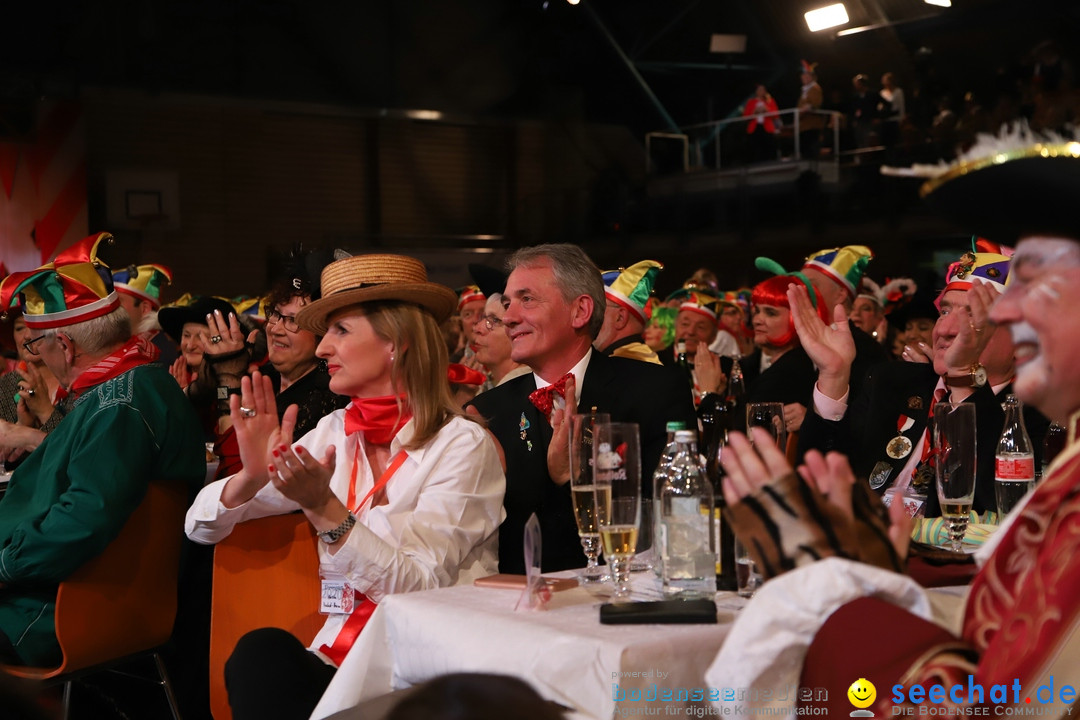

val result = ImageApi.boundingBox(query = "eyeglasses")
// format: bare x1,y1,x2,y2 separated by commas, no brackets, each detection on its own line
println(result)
22,335,50,356
482,315,504,331
266,309,300,333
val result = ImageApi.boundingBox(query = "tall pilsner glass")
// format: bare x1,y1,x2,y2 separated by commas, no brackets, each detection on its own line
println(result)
593,422,642,601
933,402,977,552
569,411,611,585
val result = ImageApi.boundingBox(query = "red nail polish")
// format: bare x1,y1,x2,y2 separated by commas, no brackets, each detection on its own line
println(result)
279,444,288,453
268,464,276,473
271,449,280,457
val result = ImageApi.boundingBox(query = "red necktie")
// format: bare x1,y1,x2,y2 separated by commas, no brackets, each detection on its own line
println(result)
918,385,949,466
528,372,574,418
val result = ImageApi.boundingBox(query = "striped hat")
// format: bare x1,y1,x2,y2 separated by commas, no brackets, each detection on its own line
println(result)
112,263,172,308
802,245,874,297
0,232,120,330
601,260,663,323
677,290,722,324
456,284,485,312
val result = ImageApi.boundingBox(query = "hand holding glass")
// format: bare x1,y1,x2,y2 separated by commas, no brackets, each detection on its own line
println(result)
933,402,977,552
746,402,787,450
569,411,611,585
593,422,641,601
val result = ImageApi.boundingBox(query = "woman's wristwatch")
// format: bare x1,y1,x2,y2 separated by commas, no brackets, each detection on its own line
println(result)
318,513,356,544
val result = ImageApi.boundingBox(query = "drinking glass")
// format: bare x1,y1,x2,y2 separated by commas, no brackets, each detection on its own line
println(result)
593,422,642,601
569,411,611,586
933,402,977,552
746,402,787,450
734,538,762,598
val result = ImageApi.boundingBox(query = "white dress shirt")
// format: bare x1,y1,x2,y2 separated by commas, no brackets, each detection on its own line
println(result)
185,411,506,659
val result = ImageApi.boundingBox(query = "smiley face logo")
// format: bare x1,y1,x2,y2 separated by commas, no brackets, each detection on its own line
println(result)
848,678,876,716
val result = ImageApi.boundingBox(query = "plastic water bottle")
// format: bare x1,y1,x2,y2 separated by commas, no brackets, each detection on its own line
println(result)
651,421,688,578
657,430,716,599
995,394,1035,518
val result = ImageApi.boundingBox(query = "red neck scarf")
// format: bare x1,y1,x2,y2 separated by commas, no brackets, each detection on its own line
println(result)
60,336,157,400
344,395,412,445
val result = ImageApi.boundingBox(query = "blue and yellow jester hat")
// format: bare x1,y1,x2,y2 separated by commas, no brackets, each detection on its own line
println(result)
0,231,119,330
112,263,173,309
802,245,874,298
601,260,663,323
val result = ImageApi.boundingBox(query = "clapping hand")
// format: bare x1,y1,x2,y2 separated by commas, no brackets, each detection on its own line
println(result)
721,427,912,568
547,375,577,486
941,282,996,375
169,356,192,389
203,309,252,376
788,283,854,401
15,362,54,425
694,346,727,396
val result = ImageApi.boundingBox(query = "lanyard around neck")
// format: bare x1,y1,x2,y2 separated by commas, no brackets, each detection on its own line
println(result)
347,445,408,517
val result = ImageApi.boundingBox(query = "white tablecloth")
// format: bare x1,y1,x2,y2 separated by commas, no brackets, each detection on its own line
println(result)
311,575,741,720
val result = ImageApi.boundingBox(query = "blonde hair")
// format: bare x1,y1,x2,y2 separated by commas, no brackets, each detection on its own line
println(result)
357,301,479,448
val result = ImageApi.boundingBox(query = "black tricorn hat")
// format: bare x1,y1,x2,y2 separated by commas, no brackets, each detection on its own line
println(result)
920,139,1080,243
468,263,508,298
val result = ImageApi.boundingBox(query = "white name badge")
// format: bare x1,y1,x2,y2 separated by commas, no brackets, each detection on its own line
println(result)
320,571,356,615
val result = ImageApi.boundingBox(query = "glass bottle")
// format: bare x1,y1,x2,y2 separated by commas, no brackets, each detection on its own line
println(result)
657,430,717,599
995,394,1036,518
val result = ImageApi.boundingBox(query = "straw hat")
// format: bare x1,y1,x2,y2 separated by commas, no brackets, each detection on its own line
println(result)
295,254,457,334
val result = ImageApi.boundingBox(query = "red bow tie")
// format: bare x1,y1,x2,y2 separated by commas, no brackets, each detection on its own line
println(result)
529,372,574,418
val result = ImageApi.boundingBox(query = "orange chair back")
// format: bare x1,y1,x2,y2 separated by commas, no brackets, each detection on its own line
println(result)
5,478,188,680
208,512,322,720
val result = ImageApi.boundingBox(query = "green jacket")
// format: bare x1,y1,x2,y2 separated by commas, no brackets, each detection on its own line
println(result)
0,363,204,665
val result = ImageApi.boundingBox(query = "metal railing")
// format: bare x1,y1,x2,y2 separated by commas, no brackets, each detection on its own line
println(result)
646,107,844,175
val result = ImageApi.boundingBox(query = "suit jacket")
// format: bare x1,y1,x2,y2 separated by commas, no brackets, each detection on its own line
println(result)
469,351,697,574
799,362,1051,516
741,347,818,408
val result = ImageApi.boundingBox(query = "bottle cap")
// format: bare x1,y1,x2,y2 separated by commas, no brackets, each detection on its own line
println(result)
675,429,697,442
666,421,688,433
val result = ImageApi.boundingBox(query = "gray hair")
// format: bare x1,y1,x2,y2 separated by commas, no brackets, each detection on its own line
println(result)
507,244,604,339
43,306,132,356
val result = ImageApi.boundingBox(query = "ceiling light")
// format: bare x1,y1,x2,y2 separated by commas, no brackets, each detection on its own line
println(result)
924,0,951,6
804,4,849,32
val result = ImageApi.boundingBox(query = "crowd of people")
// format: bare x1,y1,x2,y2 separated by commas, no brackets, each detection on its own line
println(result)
731,38,1075,166
1,125,1079,718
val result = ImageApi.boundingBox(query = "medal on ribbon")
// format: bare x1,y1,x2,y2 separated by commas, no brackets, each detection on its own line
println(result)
886,415,915,460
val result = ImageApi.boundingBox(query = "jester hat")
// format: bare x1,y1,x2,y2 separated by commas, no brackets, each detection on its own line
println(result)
601,260,663,323
456,284,485,313
676,290,722,325
112,263,173,309
935,239,1013,310
1,232,120,330
802,245,874,297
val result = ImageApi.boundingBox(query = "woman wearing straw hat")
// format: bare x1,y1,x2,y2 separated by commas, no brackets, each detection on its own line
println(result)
185,253,505,720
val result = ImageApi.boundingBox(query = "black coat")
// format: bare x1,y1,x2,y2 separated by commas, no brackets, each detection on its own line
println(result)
469,351,697,574
799,361,1051,516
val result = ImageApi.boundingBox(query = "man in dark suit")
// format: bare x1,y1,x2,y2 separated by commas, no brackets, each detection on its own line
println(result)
469,244,696,573
796,246,1049,516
